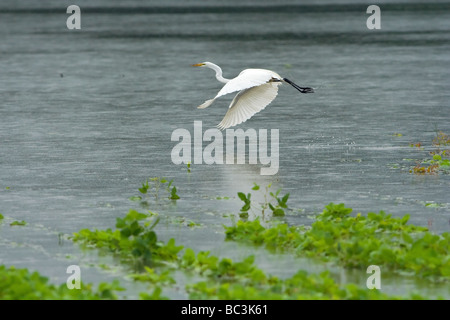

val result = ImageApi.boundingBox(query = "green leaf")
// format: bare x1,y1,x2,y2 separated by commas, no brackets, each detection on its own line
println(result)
120,227,131,238
139,184,148,194
237,192,247,202
170,187,180,200
277,198,288,208
115,218,126,228
252,184,260,191
239,212,249,218
272,209,285,217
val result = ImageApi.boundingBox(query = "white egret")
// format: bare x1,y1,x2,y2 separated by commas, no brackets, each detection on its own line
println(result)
192,62,314,130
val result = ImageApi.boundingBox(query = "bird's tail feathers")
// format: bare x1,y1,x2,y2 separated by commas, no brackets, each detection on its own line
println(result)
197,99,215,109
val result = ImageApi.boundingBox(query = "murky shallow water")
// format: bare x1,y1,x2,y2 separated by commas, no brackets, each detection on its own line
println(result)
0,0,449,299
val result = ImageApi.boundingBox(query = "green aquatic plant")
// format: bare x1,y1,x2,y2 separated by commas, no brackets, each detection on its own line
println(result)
225,219,303,251
181,249,427,299
225,203,450,281
131,177,180,202
432,131,450,148
238,183,290,218
130,267,175,285
423,202,446,208
167,180,180,200
0,265,122,300
167,216,202,228
187,161,191,173
187,270,402,300
72,209,183,269
422,154,450,171
70,203,438,300
10,220,26,226
408,131,450,175
184,253,423,300
139,287,169,300
0,213,4,220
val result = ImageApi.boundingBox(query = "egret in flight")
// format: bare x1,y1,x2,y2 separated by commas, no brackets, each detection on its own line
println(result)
192,62,314,130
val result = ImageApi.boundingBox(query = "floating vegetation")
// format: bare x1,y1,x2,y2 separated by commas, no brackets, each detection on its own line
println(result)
216,196,230,200
10,220,26,226
409,142,423,149
169,216,203,228
408,131,450,175
130,267,175,286
0,265,122,300
72,209,183,269
70,206,384,298
432,131,450,150
423,202,446,209
181,249,422,299
225,203,450,282
69,200,445,299
183,252,394,300
6,176,446,300
187,268,417,300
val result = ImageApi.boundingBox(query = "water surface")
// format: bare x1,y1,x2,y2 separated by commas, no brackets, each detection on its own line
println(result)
0,0,449,298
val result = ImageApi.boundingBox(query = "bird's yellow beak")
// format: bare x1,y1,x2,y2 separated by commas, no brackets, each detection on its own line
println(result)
192,63,205,67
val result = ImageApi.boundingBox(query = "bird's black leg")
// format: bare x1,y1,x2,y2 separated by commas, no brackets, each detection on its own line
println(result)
283,78,314,93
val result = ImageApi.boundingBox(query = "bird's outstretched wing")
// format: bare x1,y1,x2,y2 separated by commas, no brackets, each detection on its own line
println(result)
217,82,281,130
197,69,279,109
216,69,277,98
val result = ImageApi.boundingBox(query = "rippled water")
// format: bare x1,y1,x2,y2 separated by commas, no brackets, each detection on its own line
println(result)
0,0,449,298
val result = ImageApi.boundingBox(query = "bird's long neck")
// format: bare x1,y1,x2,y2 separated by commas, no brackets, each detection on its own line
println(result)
207,63,230,83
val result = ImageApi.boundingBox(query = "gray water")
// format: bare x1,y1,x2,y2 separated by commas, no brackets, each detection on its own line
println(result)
1,0,449,299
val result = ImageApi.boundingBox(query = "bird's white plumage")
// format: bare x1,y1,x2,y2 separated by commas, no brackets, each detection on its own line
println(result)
217,82,281,130
194,62,289,129
216,69,281,98
197,68,281,111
